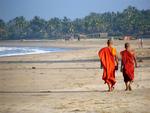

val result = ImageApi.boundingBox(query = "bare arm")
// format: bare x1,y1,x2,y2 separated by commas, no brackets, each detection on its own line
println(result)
115,55,119,66
100,60,103,69
120,60,123,72
114,55,119,70
134,55,138,68
120,52,123,72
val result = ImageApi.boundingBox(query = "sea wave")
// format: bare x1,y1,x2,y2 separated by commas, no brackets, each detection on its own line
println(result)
0,47,66,57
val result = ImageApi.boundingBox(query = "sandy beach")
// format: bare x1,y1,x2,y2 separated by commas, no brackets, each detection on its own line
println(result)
0,39,150,113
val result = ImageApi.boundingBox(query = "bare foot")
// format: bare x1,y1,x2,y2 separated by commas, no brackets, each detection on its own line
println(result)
107,83,112,92
107,89,112,92
107,87,114,92
129,85,132,91
111,87,115,91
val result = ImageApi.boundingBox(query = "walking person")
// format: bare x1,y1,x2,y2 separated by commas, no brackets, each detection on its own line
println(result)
120,43,137,91
98,39,118,92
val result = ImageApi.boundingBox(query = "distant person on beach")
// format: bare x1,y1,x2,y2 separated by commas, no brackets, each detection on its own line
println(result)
98,39,118,92
138,37,143,48
120,43,137,91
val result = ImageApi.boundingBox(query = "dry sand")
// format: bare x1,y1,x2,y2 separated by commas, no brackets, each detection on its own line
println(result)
0,39,150,113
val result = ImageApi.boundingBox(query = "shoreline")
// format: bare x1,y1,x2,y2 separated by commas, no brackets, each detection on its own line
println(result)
0,46,72,58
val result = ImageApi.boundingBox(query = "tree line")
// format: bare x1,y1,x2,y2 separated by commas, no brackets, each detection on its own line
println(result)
0,6,150,40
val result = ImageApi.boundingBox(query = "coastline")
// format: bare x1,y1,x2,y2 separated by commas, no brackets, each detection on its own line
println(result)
0,46,71,57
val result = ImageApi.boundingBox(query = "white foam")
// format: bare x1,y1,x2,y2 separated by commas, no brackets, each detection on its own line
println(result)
0,47,65,57
0,47,18,51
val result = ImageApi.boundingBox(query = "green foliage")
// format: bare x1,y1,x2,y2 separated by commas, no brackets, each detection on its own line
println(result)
0,19,8,39
0,6,150,40
28,16,47,39
7,16,28,39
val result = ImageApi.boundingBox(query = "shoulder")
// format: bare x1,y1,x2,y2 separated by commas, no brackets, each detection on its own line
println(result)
120,50,126,55
98,47,109,55
99,47,108,52
98,47,108,57
102,47,108,50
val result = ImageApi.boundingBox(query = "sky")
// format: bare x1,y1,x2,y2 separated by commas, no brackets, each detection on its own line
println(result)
0,0,150,21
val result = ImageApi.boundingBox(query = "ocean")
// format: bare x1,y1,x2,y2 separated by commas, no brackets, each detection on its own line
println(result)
0,46,68,57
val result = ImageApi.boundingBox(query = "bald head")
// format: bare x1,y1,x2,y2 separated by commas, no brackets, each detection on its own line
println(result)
107,39,113,46
125,42,130,50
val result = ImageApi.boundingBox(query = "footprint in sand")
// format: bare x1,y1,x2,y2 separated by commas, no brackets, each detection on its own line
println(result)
67,101,75,105
70,109,85,112
53,104,67,110
94,101,105,104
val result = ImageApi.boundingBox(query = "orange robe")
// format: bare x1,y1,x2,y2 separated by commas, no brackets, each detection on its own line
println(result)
98,47,116,86
120,50,135,82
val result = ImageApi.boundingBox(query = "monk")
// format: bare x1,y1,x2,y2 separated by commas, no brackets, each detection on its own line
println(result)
120,43,137,91
98,39,118,92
